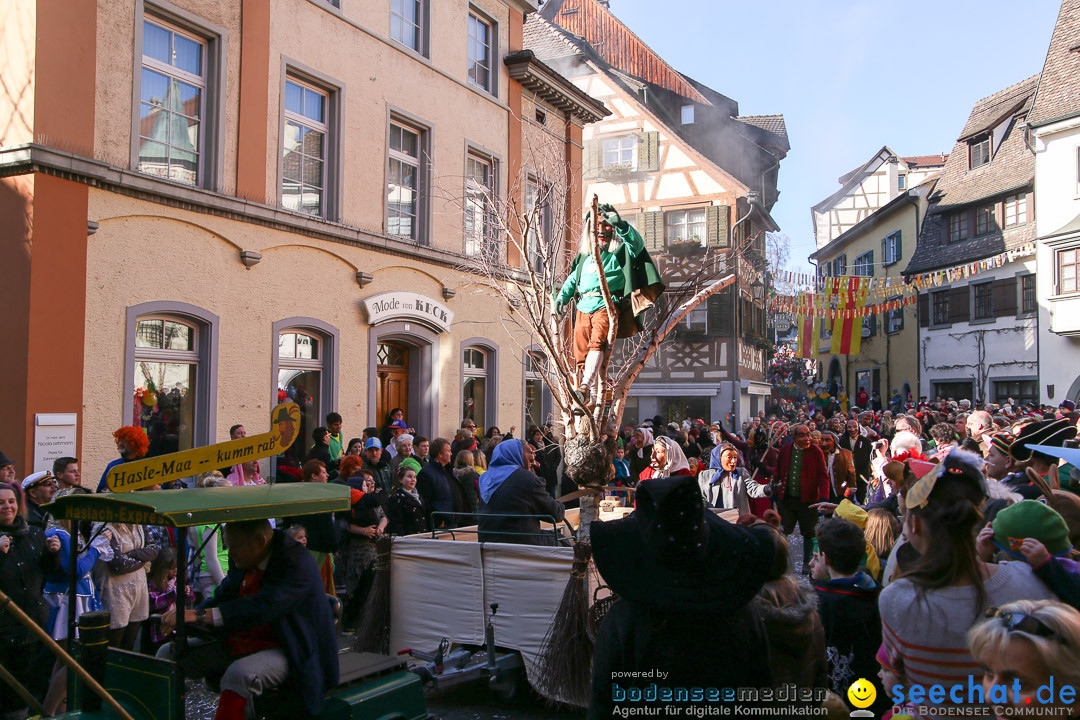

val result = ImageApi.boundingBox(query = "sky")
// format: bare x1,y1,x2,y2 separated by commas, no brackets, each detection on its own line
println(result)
605,0,1062,271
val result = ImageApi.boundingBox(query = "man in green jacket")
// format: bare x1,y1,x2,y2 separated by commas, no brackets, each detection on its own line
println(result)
555,203,659,402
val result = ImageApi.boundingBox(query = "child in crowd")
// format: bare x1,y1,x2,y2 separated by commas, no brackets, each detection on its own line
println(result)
613,447,630,483
810,518,886,716
977,499,1080,610
146,547,194,650
286,524,308,546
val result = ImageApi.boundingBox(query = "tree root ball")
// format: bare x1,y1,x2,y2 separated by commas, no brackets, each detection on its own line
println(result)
564,435,615,488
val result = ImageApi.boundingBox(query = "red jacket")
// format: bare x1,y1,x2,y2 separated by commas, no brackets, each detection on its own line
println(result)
771,443,829,503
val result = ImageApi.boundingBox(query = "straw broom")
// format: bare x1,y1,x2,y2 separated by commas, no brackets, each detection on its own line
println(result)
353,534,394,654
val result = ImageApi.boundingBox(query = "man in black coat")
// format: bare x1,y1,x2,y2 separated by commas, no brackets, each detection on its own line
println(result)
160,520,338,720
838,418,873,502
416,438,457,529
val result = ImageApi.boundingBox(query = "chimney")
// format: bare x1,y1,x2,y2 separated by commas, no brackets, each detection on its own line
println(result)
596,0,610,7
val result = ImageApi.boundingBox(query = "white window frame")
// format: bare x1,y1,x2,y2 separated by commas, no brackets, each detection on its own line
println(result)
462,345,490,430
681,105,695,125
464,151,496,257
1004,194,1028,227
601,136,636,169
388,118,424,243
970,135,991,169
897,174,906,191
525,175,553,274
853,250,874,278
1058,247,1080,295
390,0,425,54
665,208,707,246
681,306,708,333
466,10,495,94
884,230,901,265
281,76,329,218
132,315,201,455
138,17,207,186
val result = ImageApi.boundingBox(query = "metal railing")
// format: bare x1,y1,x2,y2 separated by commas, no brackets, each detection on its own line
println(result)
427,512,567,544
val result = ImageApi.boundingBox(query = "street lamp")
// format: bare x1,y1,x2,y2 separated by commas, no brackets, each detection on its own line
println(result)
751,278,764,301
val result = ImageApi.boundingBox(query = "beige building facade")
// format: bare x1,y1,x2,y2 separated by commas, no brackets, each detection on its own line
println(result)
1,0,606,477
810,183,935,405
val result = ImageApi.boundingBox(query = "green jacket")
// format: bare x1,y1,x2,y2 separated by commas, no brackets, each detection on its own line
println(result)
557,224,663,322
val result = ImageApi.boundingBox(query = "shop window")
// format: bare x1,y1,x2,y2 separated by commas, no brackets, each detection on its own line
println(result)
273,321,338,466
126,304,218,463
463,346,488,431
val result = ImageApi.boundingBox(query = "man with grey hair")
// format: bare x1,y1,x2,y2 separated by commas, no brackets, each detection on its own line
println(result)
966,410,995,455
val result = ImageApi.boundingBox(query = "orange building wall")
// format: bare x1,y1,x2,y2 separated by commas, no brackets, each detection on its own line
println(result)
0,176,34,471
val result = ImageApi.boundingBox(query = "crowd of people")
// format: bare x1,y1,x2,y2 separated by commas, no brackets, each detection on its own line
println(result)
590,393,1080,719
6,390,1080,718
0,408,570,719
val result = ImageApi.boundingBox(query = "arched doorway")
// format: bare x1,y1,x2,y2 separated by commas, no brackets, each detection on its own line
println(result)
367,322,440,437
377,341,409,432
827,357,843,392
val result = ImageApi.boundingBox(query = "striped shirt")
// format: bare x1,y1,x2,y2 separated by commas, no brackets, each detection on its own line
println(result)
880,562,1054,693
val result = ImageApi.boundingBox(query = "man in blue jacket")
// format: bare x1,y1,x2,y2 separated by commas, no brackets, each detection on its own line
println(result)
160,519,338,719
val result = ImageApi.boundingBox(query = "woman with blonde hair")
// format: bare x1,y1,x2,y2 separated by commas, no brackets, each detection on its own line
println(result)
969,599,1080,718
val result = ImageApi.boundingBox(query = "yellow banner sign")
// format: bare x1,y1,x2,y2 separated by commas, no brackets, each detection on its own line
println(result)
107,402,302,492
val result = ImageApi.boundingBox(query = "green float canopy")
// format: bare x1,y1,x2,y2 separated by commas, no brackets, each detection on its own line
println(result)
45,483,350,528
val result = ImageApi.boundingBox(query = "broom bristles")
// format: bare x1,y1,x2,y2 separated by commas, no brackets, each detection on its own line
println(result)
536,540,593,706
354,534,393,654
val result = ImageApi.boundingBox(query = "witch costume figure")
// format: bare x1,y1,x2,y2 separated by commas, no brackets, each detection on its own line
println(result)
555,202,663,405
588,474,777,718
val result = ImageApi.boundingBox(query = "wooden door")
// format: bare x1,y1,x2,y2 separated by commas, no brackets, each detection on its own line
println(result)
377,342,409,427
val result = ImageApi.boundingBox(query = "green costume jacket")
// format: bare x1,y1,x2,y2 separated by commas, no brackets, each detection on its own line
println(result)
556,223,665,334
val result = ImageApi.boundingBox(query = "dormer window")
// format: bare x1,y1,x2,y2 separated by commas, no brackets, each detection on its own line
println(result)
969,134,991,169
681,105,694,125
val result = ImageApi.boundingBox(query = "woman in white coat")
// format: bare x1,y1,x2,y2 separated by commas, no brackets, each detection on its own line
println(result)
697,443,771,514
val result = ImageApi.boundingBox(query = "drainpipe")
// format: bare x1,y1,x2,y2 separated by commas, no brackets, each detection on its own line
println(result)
729,193,759,424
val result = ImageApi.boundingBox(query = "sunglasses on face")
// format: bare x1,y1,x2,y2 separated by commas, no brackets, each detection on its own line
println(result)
984,607,1064,643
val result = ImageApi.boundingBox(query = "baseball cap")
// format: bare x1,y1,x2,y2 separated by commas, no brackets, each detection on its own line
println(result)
390,420,408,430
365,438,383,450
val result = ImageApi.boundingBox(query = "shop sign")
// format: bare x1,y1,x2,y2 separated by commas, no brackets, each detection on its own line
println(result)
107,402,301,491
363,292,454,334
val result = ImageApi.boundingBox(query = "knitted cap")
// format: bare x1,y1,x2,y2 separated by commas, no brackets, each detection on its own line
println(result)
993,500,1073,558
398,457,422,474
990,430,1017,457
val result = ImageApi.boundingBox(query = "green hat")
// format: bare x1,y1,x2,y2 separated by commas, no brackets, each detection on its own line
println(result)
399,457,422,475
993,500,1073,559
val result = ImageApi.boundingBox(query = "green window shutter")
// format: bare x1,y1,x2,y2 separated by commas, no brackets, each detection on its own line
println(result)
895,231,902,262
707,289,732,336
707,205,730,248
640,210,665,252
637,131,660,172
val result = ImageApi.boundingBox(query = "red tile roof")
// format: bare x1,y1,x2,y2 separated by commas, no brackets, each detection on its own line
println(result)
1028,0,1080,128
539,0,709,104
901,154,949,168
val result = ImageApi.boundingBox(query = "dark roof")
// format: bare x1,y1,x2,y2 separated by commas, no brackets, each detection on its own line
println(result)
958,75,1039,140
539,0,708,104
1028,0,1080,128
906,78,1038,274
736,115,790,149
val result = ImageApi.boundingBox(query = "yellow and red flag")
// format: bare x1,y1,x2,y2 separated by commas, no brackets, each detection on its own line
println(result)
831,277,869,355
796,298,818,359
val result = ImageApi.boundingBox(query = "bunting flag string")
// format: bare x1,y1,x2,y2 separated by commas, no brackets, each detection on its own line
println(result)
772,242,1037,316
775,242,1036,300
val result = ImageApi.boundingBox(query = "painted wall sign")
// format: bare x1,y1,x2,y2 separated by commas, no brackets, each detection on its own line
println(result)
107,402,301,492
34,413,78,473
363,292,454,334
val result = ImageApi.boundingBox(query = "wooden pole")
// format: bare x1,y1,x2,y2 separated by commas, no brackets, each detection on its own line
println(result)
0,659,47,716
0,590,136,720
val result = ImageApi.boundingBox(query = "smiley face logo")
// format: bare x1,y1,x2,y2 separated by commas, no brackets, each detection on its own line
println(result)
847,678,876,709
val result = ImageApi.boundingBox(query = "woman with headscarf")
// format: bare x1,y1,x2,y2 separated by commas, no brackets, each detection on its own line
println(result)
638,436,693,482
697,443,772,514
628,428,654,484
477,440,565,545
